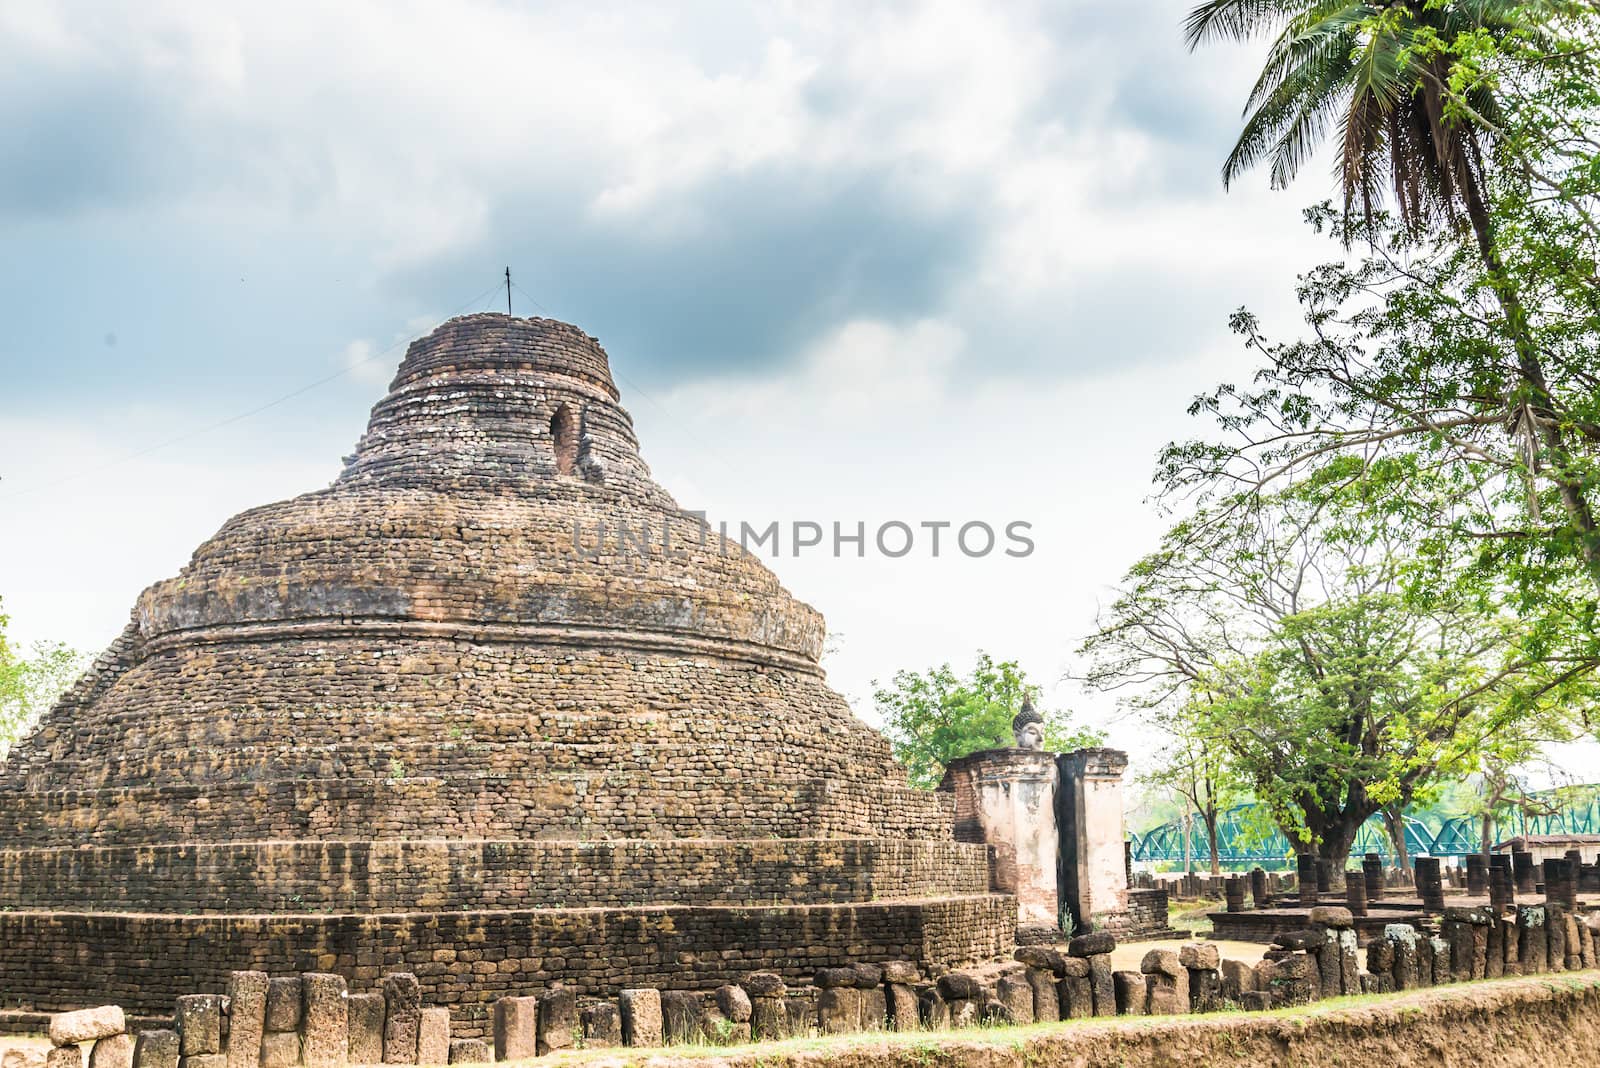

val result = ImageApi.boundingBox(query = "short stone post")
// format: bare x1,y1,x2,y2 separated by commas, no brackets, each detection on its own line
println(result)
661,991,706,1044
381,974,421,1065
1112,971,1146,1015
740,974,788,1040
263,977,302,1068
617,990,661,1048
1223,876,1245,913
1263,949,1317,1005
579,1004,621,1049
1444,907,1492,980
300,974,348,1068
1344,870,1367,917
1415,857,1445,911
1140,949,1189,1015
1465,854,1488,897
1057,958,1092,1020
1315,859,1332,895
1366,937,1396,993
855,966,887,1033
1218,959,1255,1004
707,986,753,1045
1180,943,1221,1012
226,972,268,1068
1069,931,1118,1018
1490,853,1514,903
492,996,538,1061
1513,850,1537,896
1517,905,1549,973
1012,950,1061,1025
1545,859,1577,908
995,976,1034,1026
935,973,981,1029
1296,854,1318,906
1388,925,1421,989
813,971,859,1035
1250,867,1270,910
346,994,385,1066
1362,854,1384,903
1489,857,1514,915
91,1035,134,1068
1502,911,1522,976
1546,902,1569,972
1311,907,1358,995
133,1032,179,1068
176,997,223,1066
416,1011,448,1067
445,1041,488,1066
537,988,577,1055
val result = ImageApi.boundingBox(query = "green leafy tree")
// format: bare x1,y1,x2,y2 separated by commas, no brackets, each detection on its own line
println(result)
0,598,85,759
874,652,1105,789
1141,704,1243,875
1171,5,1600,762
1081,480,1578,881
1180,3,1600,600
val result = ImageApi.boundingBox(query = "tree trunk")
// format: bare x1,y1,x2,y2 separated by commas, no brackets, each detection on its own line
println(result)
1204,808,1222,877
1457,160,1600,593
1383,806,1411,872
1182,810,1193,875
1317,818,1363,893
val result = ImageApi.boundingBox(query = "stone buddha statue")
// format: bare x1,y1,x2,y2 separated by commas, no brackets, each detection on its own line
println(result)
1012,697,1045,751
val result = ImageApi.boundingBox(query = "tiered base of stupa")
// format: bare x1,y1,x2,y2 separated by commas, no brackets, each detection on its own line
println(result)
0,631,1011,1033
0,827,1009,1034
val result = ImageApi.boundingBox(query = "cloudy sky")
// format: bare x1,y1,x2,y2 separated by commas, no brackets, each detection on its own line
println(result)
0,1,1384,782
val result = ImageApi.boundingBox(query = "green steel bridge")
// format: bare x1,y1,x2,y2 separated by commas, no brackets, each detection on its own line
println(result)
1128,789,1600,868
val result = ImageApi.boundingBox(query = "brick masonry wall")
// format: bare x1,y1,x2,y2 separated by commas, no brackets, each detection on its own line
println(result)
2,640,954,845
1124,887,1171,933
0,896,1016,1036
0,838,989,912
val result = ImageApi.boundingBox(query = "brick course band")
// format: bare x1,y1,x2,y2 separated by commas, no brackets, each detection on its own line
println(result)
0,839,990,913
0,774,955,847
0,895,1016,1036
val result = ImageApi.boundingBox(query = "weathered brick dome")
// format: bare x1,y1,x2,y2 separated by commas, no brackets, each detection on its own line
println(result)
0,314,1009,1027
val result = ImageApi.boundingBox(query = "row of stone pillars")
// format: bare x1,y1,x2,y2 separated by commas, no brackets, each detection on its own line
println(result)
1224,850,1587,918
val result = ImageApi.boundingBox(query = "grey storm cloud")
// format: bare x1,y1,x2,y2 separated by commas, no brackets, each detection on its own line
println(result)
0,0,1299,412
391,164,987,383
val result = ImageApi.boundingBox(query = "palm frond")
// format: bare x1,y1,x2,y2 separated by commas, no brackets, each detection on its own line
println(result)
1183,0,1304,49
1223,32,1359,189
1245,6,1373,112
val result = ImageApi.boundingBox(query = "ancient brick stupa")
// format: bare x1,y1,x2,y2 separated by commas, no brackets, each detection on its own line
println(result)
0,315,1009,1030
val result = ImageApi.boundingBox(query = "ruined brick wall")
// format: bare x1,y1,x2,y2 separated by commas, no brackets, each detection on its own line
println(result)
0,896,1016,1036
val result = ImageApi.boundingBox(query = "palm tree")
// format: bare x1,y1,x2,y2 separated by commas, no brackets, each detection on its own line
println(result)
1186,1,1548,241
1187,0,1600,592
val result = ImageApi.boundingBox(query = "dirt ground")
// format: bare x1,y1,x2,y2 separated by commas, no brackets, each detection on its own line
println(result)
1110,935,1267,972
0,1035,51,1057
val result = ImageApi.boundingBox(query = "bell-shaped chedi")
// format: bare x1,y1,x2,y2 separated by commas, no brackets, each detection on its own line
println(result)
0,314,1009,1026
